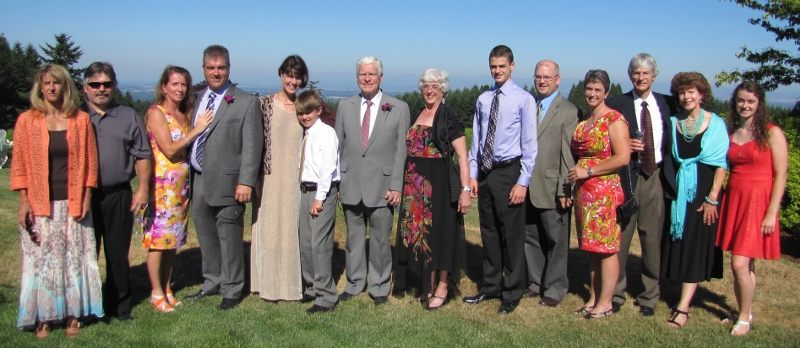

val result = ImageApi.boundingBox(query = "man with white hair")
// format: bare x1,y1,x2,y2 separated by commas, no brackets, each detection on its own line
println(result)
335,56,410,306
606,53,676,317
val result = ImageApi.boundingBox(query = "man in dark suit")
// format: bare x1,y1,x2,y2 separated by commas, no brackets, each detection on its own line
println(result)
184,45,264,310
606,53,676,317
523,60,580,307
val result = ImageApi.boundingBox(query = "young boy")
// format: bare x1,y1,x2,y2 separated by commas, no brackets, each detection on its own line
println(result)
295,89,341,313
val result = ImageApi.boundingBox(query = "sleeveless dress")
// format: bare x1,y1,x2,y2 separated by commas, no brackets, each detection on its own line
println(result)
661,130,724,282
716,125,781,260
142,105,190,249
395,125,466,295
250,100,303,301
571,110,626,253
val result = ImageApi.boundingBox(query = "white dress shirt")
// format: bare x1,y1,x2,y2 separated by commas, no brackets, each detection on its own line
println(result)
359,90,383,138
633,90,663,164
190,82,230,171
300,118,341,201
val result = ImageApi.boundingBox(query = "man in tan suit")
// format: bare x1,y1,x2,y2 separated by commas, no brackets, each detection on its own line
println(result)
524,60,580,307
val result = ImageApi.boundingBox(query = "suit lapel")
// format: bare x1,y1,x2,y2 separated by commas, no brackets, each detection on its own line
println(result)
538,94,561,138
366,96,389,150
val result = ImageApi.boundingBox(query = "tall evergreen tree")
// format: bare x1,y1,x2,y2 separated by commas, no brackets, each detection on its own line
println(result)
40,33,84,89
0,34,41,129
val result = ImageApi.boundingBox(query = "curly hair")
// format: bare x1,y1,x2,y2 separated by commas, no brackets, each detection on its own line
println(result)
729,81,772,150
670,72,712,108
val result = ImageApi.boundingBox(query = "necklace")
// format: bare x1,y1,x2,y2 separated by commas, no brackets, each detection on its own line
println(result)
679,109,705,142
585,106,606,127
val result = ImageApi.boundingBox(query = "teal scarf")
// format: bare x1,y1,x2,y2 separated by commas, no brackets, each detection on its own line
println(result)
669,113,729,240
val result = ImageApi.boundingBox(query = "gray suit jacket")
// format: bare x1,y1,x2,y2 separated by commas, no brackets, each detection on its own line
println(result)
335,93,410,207
193,85,264,206
528,93,580,209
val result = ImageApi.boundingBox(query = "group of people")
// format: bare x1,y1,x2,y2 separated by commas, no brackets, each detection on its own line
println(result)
12,44,786,339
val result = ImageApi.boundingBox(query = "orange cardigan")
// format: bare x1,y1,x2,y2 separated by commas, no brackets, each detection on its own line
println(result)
10,109,98,217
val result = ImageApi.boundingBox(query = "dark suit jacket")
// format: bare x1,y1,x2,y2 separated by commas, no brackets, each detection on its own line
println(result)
606,90,676,196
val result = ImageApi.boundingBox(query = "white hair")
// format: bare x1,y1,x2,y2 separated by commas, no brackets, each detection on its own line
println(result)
356,56,383,76
418,68,450,96
628,53,659,78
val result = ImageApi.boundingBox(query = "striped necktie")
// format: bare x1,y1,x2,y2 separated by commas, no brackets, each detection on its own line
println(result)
195,92,216,167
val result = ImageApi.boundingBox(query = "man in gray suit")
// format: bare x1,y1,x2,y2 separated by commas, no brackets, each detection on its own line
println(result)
335,56,410,306
523,60,580,307
184,45,264,310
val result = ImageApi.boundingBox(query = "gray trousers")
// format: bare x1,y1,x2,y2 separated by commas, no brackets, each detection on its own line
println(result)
524,202,571,301
614,167,664,308
342,202,394,297
191,171,246,299
299,185,338,308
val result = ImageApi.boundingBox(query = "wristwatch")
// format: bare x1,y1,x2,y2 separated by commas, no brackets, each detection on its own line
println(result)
462,186,471,192
586,167,593,177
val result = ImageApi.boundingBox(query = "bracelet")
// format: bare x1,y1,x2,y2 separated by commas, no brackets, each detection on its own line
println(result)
704,196,718,205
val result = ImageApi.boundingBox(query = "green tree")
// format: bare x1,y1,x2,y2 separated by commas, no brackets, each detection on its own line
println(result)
40,33,84,89
0,34,41,129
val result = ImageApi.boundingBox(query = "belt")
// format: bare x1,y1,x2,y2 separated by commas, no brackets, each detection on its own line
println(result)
300,181,340,194
492,156,521,169
95,182,131,194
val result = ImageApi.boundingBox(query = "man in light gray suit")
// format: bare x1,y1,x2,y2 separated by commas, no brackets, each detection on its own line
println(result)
335,56,410,306
184,45,264,310
524,60,580,307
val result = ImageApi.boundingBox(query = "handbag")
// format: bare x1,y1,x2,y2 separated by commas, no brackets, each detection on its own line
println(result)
617,165,639,223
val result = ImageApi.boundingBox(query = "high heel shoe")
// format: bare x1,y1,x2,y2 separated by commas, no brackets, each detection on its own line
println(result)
65,317,81,338
166,290,182,307
35,321,50,339
151,295,175,313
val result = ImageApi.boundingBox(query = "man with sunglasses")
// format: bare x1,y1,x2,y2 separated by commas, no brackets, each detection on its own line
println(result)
81,62,152,321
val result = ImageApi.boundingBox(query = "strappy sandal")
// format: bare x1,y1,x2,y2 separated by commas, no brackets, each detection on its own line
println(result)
417,291,435,302
65,317,81,338
666,309,689,328
425,293,450,311
35,322,51,339
582,308,614,320
166,290,182,307
731,318,752,336
151,295,175,312
573,306,594,315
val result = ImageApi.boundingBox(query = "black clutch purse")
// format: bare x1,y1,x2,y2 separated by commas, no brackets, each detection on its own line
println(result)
617,165,638,223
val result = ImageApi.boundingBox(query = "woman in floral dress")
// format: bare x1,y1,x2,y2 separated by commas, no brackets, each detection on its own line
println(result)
568,70,630,319
142,66,212,312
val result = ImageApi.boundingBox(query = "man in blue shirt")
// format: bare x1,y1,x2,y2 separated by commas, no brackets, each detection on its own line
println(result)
463,45,537,314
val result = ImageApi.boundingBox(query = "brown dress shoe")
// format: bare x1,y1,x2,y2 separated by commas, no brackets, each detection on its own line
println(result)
538,297,560,307
522,288,540,298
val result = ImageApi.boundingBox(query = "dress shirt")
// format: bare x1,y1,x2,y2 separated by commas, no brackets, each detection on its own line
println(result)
536,91,560,122
468,79,538,186
191,81,231,171
633,90,663,164
300,118,341,201
83,101,152,187
359,90,383,138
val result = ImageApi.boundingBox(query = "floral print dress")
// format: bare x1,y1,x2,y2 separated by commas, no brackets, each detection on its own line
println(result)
142,105,190,250
571,110,627,253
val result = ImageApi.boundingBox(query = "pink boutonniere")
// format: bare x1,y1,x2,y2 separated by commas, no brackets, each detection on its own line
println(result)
381,103,394,111
224,95,235,104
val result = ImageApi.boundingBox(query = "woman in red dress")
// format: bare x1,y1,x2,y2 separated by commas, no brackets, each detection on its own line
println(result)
716,81,788,336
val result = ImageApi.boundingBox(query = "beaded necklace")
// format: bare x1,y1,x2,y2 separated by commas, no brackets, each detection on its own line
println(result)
679,109,705,142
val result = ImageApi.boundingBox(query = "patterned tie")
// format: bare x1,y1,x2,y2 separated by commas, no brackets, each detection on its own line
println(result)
195,92,216,167
640,101,657,176
480,89,500,173
361,100,373,148
298,129,308,184
537,100,544,127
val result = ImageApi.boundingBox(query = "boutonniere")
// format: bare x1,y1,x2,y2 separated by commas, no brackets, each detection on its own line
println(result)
224,95,235,104
381,103,394,111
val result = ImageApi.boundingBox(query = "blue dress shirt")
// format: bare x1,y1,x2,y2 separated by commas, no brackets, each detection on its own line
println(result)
536,91,560,123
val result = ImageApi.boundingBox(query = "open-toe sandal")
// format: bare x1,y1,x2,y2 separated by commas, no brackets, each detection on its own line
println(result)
573,306,594,316
425,294,449,311
417,291,435,302
582,308,614,320
35,322,51,339
151,295,175,313
166,290,182,307
731,318,752,336
65,318,81,338
666,309,689,328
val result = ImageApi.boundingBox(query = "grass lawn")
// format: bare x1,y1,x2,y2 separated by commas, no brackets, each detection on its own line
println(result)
0,169,798,347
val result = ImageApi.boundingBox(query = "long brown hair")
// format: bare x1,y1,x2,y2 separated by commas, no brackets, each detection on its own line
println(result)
728,81,771,150
153,65,195,116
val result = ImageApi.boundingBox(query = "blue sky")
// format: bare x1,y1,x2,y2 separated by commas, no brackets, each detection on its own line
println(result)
2,0,798,104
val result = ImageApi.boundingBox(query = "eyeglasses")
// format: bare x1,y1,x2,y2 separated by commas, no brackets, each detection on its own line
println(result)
358,72,379,78
87,81,114,89
533,75,558,82
422,84,441,91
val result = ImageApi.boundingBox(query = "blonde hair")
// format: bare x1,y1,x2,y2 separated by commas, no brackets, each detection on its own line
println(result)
30,64,80,117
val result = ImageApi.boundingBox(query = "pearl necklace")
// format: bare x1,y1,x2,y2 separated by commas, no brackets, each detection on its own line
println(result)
679,109,705,142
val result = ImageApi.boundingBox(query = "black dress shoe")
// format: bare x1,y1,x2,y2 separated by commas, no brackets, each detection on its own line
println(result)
538,297,560,307
306,304,335,313
639,306,655,317
373,296,389,306
497,299,520,315
299,294,316,304
611,302,622,313
219,298,240,310
184,290,219,300
462,290,501,304
522,288,540,298
338,292,357,302
116,312,134,321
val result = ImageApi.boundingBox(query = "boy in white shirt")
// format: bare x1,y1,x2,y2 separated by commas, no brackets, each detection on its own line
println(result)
296,89,341,313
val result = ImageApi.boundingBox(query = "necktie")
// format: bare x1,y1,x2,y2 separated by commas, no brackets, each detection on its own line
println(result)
537,100,544,127
640,101,657,176
480,90,500,173
298,129,308,184
195,93,216,167
361,100,373,148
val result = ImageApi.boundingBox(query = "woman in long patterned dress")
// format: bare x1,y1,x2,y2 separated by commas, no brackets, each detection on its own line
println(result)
251,55,308,301
142,66,212,312
568,70,630,320
716,82,787,336
394,69,470,310
12,64,102,338
660,72,728,329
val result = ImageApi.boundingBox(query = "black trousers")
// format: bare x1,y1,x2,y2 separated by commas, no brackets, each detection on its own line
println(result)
92,184,133,316
477,161,526,301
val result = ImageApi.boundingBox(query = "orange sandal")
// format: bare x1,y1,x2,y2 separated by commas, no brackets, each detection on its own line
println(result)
65,317,80,338
35,322,51,339
166,290,182,307
151,295,175,312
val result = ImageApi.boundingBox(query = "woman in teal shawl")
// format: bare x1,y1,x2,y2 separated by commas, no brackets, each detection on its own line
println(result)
660,72,728,328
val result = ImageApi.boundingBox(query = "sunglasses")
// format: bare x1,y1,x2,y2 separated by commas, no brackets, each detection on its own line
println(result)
87,81,114,89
